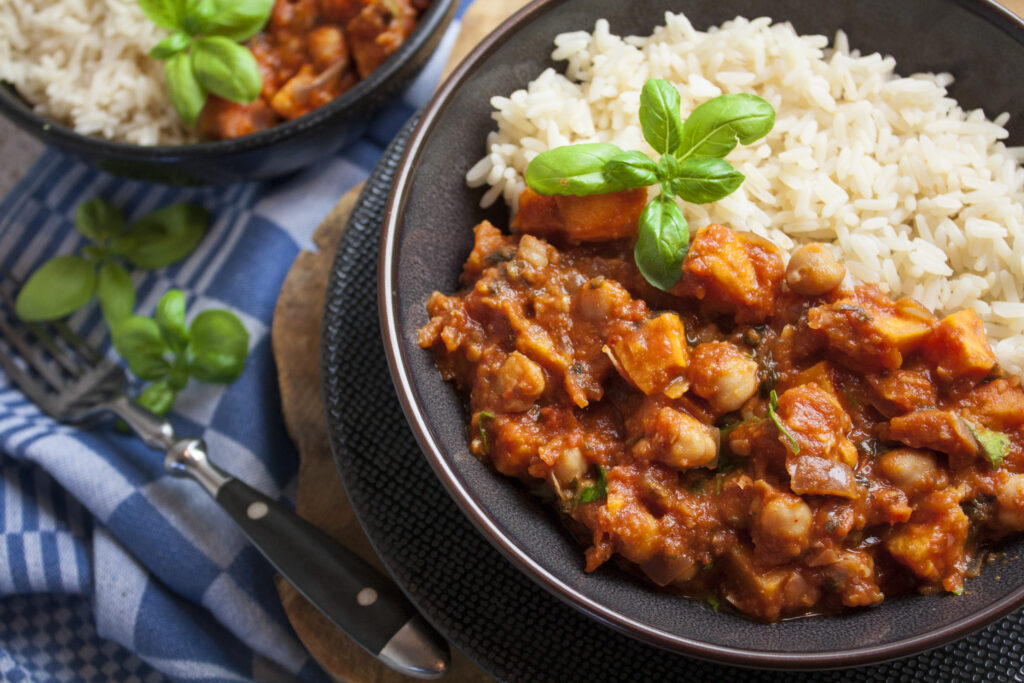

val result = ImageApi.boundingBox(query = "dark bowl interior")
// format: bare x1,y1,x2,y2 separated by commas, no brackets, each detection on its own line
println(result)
380,0,1024,669
0,0,457,184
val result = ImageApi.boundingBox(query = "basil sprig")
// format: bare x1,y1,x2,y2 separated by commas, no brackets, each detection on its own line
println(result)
524,79,775,291
139,0,273,126
15,198,208,325
113,289,250,416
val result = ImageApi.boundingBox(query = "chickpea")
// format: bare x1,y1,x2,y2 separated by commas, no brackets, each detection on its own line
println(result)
753,491,813,559
494,351,545,412
688,342,759,414
878,448,943,496
997,474,1024,529
575,277,631,322
785,243,846,296
647,406,719,470
516,234,550,269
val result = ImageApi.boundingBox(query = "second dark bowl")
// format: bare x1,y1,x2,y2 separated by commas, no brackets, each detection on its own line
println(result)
377,0,1024,669
0,0,457,184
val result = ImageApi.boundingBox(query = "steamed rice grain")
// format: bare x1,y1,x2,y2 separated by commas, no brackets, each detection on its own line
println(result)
468,13,1024,374
0,0,195,145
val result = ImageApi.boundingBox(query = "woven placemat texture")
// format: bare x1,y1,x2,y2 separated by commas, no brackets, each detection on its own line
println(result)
320,116,1024,683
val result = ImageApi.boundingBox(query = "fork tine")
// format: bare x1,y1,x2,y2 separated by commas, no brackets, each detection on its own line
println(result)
1,269,105,368
0,342,55,410
0,313,67,391
52,320,103,366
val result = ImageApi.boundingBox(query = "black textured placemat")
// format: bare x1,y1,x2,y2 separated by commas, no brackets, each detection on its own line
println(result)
320,116,1024,682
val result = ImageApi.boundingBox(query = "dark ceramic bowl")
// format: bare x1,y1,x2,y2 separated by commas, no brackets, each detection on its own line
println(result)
378,0,1024,669
0,0,456,185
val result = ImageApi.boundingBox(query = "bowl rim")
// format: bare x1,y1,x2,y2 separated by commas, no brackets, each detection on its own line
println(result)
0,0,456,159
378,0,1024,669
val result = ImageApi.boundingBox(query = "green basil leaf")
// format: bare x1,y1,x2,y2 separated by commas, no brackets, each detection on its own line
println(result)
96,262,136,326
677,93,775,159
656,154,681,195
149,31,191,60
204,0,274,41
138,0,187,30
191,36,262,103
81,246,108,262
75,198,124,243
155,289,189,351
525,142,625,196
639,78,684,155
603,150,658,189
14,256,97,321
633,195,689,292
115,202,208,269
164,52,207,127
111,317,172,380
967,422,1008,468
137,380,177,417
188,309,249,383
182,0,216,35
667,156,745,204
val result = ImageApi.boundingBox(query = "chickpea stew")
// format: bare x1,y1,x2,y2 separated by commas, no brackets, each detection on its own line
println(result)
198,0,431,140
418,188,1024,621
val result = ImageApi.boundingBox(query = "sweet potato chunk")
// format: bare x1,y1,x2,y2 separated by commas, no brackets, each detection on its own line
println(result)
887,409,979,464
807,289,936,371
923,309,997,383
884,489,969,591
677,224,785,324
865,368,938,418
605,313,689,398
512,187,647,243
775,384,857,466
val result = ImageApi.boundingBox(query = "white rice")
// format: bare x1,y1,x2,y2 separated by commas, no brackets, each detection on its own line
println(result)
0,0,195,145
466,13,1024,375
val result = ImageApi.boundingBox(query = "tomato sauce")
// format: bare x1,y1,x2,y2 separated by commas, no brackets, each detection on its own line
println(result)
198,0,431,140
419,189,1024,621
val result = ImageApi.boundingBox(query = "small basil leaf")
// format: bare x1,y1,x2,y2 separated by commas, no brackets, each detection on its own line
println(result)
204,0,274,41
14,256,97,321
575,466,608,506
639,78,684,155
633,195,689,292
677,93,775,159
164,52,207,127
117,203,208,269
138,0,187,30
183,0,216,35
149,31,191,60
668,156,745,204
96,262,136,326
111,317,172,380
188,310,249,383
75,198,124,243
525,142,625,196
191,36,262,103
137,380,177,417
155,289,189,351
603,151,658,189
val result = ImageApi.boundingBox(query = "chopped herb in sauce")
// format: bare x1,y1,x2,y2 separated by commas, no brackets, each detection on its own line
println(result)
768,389,800,454
576,465,608,505
966,422,1009,469
478,411,495,453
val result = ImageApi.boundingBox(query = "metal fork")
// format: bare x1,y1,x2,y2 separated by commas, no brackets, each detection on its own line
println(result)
0,274,448,679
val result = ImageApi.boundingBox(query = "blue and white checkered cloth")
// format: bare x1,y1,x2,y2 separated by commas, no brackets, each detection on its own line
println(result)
0,4,469,680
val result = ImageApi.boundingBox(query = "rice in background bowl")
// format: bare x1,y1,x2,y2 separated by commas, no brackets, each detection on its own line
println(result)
466,12,1024,375
0,0,194,145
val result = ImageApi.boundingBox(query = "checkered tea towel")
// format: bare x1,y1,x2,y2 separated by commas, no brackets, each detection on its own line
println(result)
0,4,469,680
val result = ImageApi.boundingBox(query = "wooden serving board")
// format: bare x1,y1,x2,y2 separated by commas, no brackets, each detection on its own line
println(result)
270,1,528,680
